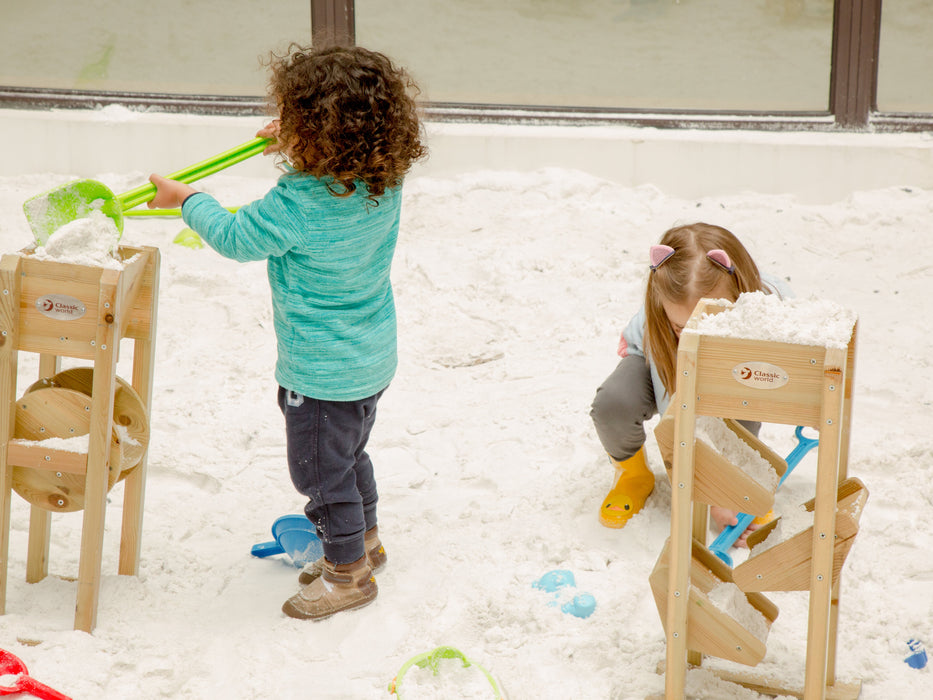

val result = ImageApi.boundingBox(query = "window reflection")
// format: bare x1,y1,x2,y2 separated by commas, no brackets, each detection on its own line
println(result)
877,0,933,113
356,0,834,111
0,2,309,96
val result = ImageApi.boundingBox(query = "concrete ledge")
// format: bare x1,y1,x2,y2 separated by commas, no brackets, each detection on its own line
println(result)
3,107,932,203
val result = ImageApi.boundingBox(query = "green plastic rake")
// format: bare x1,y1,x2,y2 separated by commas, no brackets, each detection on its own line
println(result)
24,137,270,244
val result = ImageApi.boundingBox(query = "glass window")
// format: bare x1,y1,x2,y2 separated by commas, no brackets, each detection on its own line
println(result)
877,0,933,114
356,0,834,111
0,2,309,96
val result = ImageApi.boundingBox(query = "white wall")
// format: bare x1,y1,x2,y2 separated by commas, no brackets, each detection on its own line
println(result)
3,107,932,204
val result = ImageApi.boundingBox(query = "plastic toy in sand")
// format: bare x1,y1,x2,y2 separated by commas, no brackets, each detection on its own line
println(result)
172,229,204,249
0,648,71,699
388,646,504,699
532,569,596,619
250,514,323,568
905,639,928,669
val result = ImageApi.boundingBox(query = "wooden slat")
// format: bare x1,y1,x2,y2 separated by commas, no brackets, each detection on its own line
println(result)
702,667,861,700
692,336,828,428
7,442,87,473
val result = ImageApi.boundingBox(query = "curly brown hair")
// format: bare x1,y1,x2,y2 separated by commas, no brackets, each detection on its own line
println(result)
267,44,427,202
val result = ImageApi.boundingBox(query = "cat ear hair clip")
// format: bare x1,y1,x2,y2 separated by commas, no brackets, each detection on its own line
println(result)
649,244,676,271
706,249,734,274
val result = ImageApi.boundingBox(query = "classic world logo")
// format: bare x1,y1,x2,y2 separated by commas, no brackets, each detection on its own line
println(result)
36,294,86,320
732,361,789,389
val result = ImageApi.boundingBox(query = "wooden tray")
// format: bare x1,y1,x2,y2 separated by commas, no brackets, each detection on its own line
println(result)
655,400,785,516
650,537,778,666
733,478,868,592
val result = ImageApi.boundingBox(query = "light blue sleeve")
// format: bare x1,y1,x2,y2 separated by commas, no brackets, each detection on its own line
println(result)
621,306,647,358
181,186,299,262
762,272,794,299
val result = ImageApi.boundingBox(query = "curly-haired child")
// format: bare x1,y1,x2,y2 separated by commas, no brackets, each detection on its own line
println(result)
149,44,427,621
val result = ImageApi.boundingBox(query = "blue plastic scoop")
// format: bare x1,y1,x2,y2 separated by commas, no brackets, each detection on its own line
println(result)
250,514,323,567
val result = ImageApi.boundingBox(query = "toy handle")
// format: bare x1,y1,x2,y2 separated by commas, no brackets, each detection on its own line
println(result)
710,514,756,566
781,426,820,483
118,138,271,210
709,426,819,566
250,541,285,559
7,676,72,700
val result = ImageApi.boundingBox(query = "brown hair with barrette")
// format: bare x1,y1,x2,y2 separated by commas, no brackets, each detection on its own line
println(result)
644,222,762,395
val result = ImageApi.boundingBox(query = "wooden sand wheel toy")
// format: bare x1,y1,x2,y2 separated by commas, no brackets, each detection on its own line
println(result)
0,244,159,633
13,367,150,512
647,295,866,700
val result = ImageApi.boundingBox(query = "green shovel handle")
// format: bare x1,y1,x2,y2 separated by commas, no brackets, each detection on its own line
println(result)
118,137,271,210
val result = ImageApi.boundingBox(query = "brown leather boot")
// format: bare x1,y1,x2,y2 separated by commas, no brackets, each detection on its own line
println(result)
298,525,386,585
282,555,377,621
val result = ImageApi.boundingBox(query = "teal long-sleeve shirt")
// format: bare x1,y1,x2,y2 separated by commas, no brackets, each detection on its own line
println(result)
182,173,402,402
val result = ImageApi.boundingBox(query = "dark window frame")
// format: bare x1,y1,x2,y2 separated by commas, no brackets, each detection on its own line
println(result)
1,0,930,133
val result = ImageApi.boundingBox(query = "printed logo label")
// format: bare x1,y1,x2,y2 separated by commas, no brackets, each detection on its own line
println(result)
36,294,86,321
732,362,788,389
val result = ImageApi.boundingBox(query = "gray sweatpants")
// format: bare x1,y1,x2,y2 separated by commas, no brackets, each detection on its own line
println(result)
590,354,759,462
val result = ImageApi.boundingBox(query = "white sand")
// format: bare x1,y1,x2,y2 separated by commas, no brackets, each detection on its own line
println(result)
706,582,770,644
31,209,123,269
695,417,779,490
691,291,857,349
0,167,929,699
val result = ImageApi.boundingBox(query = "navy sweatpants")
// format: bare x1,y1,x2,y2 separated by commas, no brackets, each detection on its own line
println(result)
277,386,384,565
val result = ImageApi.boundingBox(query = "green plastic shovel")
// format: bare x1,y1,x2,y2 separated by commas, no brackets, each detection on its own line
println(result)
24,137,270,245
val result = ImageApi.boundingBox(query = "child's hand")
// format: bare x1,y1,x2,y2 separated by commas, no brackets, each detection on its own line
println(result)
710,506,760,548
147,174,198,209
257,120,281,155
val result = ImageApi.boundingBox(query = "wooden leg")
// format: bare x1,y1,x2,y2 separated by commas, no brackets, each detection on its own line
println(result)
666,337,700,698
119,336,154,576
26,354,60,584
120,250,158,576
0,255,22,615
25,507,51,583
804,350,847,698
0,467,10,616
74,273,119,633
826,578,841,684
118,463,145,576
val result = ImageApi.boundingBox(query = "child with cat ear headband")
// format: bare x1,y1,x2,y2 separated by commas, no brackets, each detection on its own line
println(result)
589,223,793,540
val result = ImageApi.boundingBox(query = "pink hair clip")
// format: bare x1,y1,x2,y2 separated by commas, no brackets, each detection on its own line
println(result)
706,249,734,273
649,245,676,270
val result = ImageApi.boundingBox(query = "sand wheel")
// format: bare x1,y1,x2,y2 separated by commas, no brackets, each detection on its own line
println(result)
36,367,150,477
13,368,150,513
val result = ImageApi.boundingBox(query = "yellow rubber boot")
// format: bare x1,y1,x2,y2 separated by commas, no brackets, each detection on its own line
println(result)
752,510,774,526
598,446,655,528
